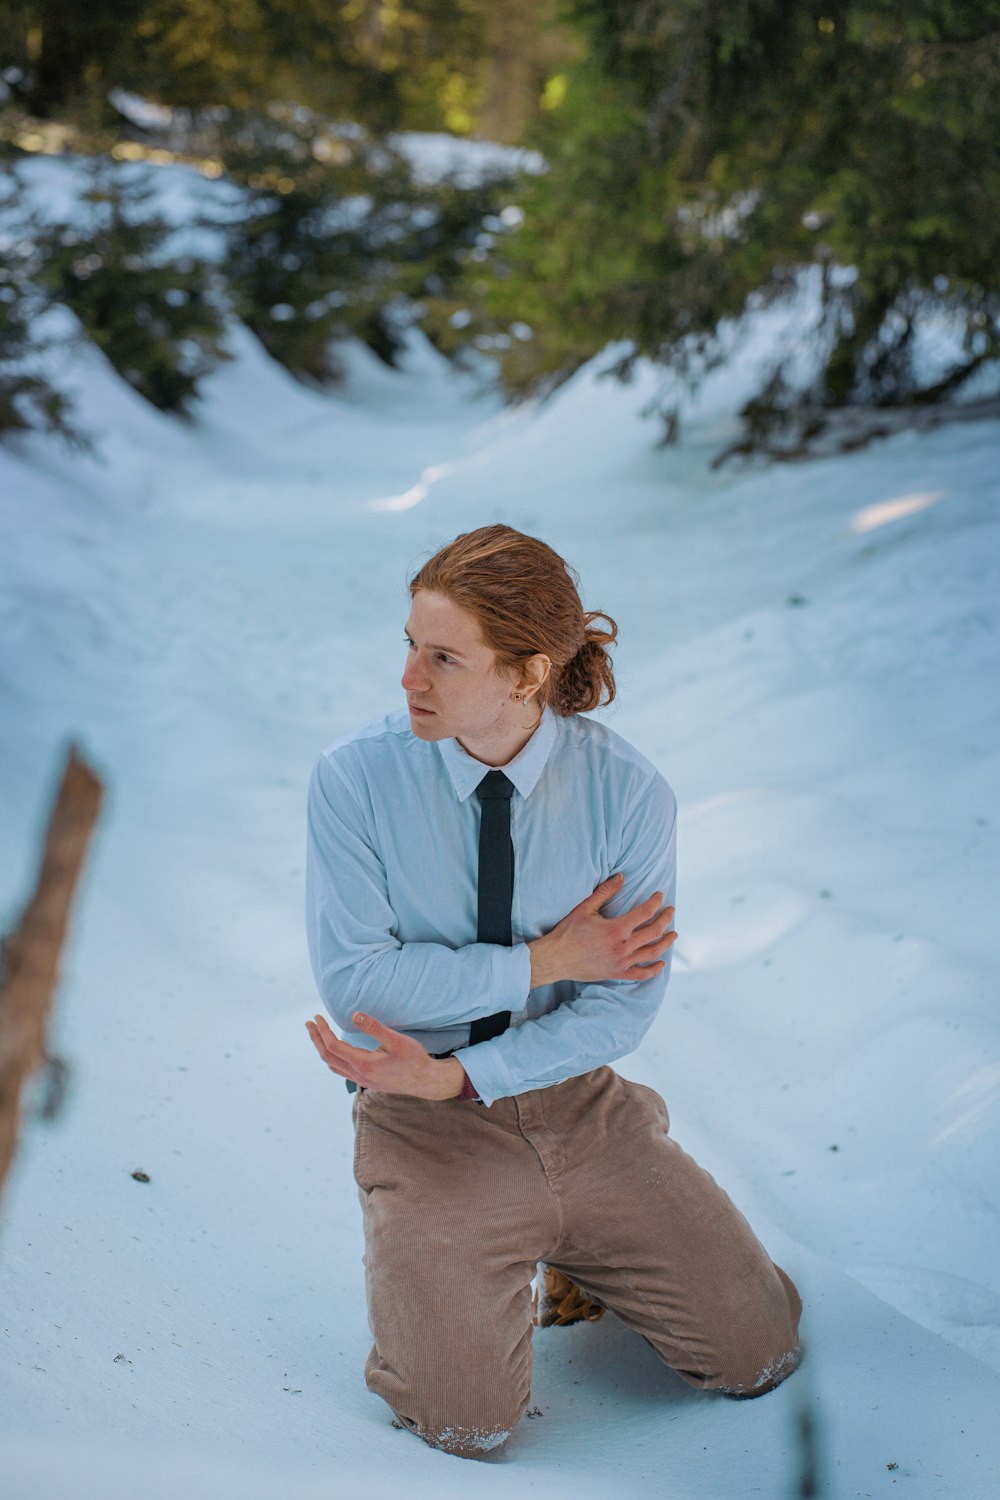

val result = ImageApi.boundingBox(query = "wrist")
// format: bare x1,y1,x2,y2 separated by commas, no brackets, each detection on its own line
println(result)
431,1056,467,1101
528,933,562,988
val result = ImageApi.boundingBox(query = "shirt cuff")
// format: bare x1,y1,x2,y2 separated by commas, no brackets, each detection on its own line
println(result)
490,940,532,1014
451,1038,516,1110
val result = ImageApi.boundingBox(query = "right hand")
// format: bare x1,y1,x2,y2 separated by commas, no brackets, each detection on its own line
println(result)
529,874,677,986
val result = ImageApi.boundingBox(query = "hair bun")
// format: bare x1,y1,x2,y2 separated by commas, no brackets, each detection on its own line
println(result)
581,611,618,649
554,612,618,715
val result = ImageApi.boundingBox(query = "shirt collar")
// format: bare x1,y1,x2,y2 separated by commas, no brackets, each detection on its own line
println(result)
436,703,560,802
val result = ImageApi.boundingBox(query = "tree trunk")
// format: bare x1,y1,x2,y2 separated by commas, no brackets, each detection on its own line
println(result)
0,747,103,1201
476,0,576,144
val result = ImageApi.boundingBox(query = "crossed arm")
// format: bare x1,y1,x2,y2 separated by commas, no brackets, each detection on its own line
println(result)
305,873,677,1099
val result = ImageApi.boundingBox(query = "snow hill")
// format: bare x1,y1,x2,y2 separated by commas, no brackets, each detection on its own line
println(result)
1,258,999,1499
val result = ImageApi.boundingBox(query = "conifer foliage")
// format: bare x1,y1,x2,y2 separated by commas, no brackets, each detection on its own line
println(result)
472,1,1000,446
36,162,228,414
1,0,997,451
217,108,495,385
0,166,77,440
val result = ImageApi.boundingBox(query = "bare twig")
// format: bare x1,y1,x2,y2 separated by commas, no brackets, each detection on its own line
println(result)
795,1403,819,1497
0,745,103,1199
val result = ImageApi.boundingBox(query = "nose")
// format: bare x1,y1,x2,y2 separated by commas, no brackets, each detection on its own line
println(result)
401,650,430,694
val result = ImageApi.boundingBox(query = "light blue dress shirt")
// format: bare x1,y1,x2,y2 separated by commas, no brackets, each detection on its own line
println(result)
305,703,677,1107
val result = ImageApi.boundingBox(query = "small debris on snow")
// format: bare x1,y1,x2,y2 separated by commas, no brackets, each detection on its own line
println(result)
131,1170,151,1183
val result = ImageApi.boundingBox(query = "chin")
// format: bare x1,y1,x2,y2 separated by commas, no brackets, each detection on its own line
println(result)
408,711,448,740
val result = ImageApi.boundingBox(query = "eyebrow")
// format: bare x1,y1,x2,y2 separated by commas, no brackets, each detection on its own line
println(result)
403,628,469,660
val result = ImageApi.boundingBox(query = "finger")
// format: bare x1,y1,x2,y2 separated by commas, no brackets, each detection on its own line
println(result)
631,928,678,960
310,1013,341,1047
306,1019,350,1069
633,903,675,933
622,892,666,929
582,872,625,911
633,915,676,945
305,1020,337,1064
610,892,664,934
352,1011,405,1050
307,1019,374,1073
315,1050,360,1084
622,959,666,980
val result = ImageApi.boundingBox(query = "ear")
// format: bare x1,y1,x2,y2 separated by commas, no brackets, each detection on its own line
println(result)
520,654,551,695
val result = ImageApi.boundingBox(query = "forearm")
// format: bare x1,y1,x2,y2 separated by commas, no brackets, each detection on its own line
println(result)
311,933,533,1033
307,756,534,1032
311,905,571,1033
454,961,671,1109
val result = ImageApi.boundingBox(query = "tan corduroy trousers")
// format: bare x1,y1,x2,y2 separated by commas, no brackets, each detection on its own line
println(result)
352,1066,802,1459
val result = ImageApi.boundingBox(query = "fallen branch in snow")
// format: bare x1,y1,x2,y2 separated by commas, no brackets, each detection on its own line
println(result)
711,393,1000,469
0,746,103,1201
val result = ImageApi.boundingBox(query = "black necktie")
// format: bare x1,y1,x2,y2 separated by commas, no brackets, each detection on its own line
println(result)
470,769,515,1044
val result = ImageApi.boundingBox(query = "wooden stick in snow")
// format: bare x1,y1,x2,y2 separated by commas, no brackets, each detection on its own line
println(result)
0,746,103,1199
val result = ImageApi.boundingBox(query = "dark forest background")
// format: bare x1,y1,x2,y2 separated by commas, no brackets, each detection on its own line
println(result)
2,1,998,453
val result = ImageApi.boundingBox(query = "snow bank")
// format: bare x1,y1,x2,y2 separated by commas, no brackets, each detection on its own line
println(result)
1,261,999,1498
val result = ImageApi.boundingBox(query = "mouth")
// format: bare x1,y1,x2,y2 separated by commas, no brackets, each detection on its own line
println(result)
408,703,435,716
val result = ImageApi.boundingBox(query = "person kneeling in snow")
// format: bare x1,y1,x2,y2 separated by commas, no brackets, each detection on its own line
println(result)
304,524,802,1458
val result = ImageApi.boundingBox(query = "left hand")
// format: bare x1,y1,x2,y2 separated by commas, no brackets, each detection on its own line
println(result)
305,1011,466,1100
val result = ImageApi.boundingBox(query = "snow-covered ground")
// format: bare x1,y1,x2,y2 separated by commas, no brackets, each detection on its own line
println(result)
1,286,999,1500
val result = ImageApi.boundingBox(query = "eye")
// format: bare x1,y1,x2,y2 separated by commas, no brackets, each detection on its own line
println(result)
404,634,456,665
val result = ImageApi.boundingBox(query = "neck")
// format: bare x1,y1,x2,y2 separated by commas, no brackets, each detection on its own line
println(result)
456,709,544,768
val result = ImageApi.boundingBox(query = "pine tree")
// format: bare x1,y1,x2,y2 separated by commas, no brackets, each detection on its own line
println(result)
461,0,1000,449
36,159,228,414
1,0,571,141
217,107,509,383
0,165,78,441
